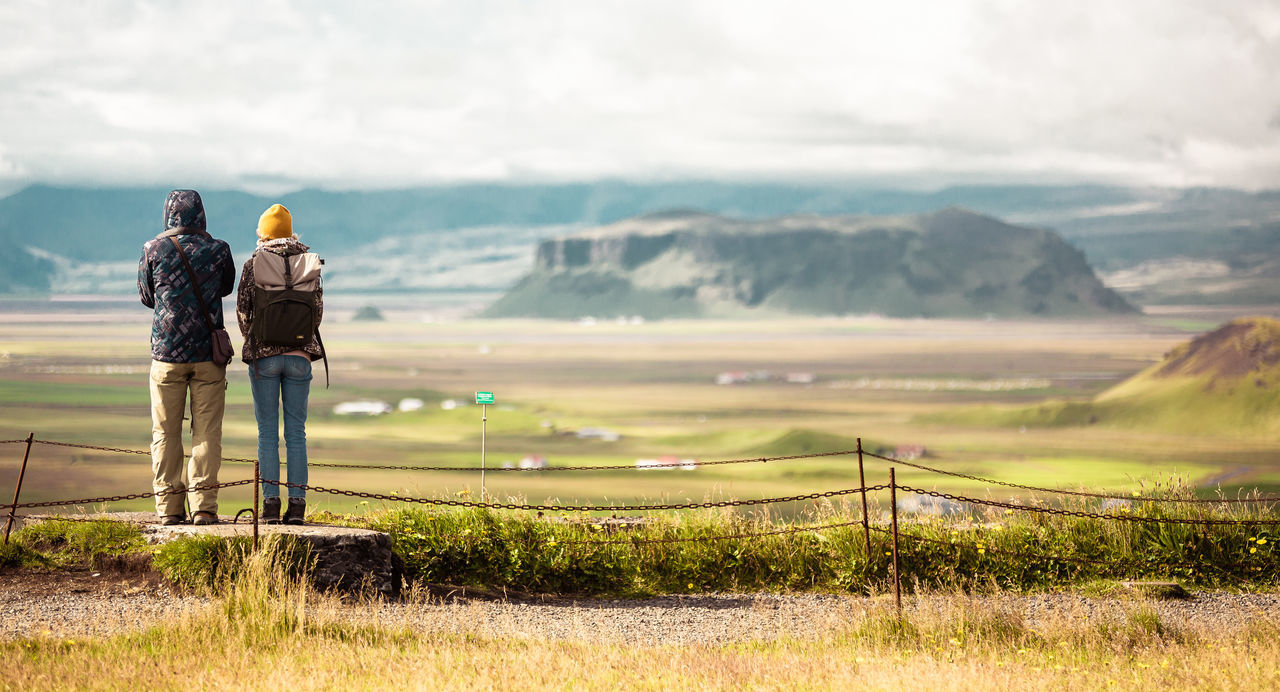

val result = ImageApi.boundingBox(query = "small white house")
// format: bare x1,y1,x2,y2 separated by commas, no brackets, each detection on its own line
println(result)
333,400,392,416
519,455,549,469
398,398,425,412
636,455,697,471
576,427,621,442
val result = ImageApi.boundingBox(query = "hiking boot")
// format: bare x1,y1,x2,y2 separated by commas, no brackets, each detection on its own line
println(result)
283,498,306,525
261,497,282,525
192,511,219,526
160,514,186,526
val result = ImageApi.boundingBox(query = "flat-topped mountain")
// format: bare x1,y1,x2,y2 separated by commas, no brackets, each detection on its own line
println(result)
484,208,1136,318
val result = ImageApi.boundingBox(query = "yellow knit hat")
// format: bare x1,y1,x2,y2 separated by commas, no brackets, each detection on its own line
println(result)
256,204,293,240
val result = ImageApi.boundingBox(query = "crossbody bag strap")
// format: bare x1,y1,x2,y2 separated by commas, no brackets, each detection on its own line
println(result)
168,236,219,335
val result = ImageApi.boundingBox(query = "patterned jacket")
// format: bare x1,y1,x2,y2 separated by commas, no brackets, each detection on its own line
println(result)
236,236,325,363
137,191,235,364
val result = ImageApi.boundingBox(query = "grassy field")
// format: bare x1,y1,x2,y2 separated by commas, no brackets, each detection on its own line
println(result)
2,542,1277,690
3,305,1280,516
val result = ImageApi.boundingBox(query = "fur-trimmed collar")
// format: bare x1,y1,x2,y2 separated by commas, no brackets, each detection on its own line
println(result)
256,236,310,256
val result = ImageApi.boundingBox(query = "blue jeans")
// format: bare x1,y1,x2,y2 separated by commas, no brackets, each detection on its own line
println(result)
250,355,312,499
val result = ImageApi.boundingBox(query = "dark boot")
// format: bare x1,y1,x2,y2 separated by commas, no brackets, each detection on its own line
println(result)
261,497,281,525
283,498,306,525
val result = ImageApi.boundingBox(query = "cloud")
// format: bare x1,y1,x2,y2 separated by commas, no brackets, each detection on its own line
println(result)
0,0,1277,190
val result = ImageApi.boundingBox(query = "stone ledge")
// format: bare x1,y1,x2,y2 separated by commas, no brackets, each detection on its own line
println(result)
19,512,399,596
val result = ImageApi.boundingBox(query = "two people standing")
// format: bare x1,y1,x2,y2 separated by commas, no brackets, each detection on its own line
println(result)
138,191,321,526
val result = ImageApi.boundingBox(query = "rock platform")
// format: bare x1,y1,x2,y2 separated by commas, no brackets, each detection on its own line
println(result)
17,512,399,595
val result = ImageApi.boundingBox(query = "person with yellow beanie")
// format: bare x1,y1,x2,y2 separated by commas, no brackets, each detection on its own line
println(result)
256,203,293,240
236,204,325,525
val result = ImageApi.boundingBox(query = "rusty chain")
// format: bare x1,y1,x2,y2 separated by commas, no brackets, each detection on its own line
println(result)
25,437,1280,506
8,513,154,526
0,479,254,510
303,448,860,472
27,438,857,471
261,479,889,512
30,439,153,457
896,485,1280,526
866,451,1280,503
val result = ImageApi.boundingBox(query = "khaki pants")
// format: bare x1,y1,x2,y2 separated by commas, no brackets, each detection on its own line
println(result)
149,360,227,517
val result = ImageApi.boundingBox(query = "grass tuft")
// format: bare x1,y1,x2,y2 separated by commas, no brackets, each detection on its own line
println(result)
153,534,312,594
10,519,145,568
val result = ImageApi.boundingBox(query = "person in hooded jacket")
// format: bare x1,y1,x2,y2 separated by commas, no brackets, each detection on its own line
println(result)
138,189,235,526
236,204,324,525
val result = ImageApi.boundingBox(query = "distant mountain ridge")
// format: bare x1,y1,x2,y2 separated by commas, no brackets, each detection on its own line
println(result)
0,182,1278,301
484,208,1136,318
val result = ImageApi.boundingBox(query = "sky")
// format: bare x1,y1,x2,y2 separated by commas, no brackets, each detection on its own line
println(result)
1,0,1278,193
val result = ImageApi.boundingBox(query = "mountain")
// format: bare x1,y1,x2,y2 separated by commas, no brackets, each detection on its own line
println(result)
1,182,1278,301
0,225,52,293
483,208,1136,319
960,317,1280,436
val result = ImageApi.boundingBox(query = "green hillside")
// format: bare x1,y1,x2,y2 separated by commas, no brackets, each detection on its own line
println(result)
940,317,1280,437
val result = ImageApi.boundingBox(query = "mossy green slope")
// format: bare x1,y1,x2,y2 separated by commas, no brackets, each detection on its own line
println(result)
940,317,1280,436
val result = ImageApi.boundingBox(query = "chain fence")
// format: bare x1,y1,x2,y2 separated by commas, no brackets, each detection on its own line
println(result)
863,450,1280,503
21,436,1280,503
6,433,1279,597
1,479,255,510
25,438,859,471
895,485,1280,526
258,479,887,513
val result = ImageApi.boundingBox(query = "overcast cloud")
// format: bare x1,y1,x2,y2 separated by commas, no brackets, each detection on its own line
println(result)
1,0,1278,192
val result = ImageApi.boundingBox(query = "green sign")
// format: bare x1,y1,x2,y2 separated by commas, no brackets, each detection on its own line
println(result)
475,391,495,405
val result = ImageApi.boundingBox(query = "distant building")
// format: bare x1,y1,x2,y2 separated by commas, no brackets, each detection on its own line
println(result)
894,445,927,460
398,398,425,412
440,399,462,410
576,427,621,442
715,371,750,385
519,455,549,469
636,455,697,471
333,400,392,416
786,372,815,384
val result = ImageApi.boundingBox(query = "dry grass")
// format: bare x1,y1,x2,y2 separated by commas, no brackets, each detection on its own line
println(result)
2,542,1277,691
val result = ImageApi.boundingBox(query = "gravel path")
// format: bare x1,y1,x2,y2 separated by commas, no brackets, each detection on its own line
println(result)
5,574,1277,644
363,591,1280,645
0,573,209,640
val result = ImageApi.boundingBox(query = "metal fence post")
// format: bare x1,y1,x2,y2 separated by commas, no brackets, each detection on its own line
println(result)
253,458,260,552
890,467,901,617
4,433,35,544
857,437,870,558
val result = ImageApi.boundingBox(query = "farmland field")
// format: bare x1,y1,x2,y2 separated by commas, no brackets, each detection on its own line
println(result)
3,299,1280,516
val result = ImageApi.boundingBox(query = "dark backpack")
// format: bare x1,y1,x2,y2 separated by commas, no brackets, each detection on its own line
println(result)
252,250,329,385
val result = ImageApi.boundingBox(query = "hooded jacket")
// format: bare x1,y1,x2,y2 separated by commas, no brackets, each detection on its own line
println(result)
236,236,325,363
137,190,235,364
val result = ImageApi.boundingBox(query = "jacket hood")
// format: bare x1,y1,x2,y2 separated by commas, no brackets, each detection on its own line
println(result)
164,190,206,233
257,236,310,256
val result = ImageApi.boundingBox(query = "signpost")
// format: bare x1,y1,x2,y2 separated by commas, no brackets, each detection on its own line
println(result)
475,392,495,498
